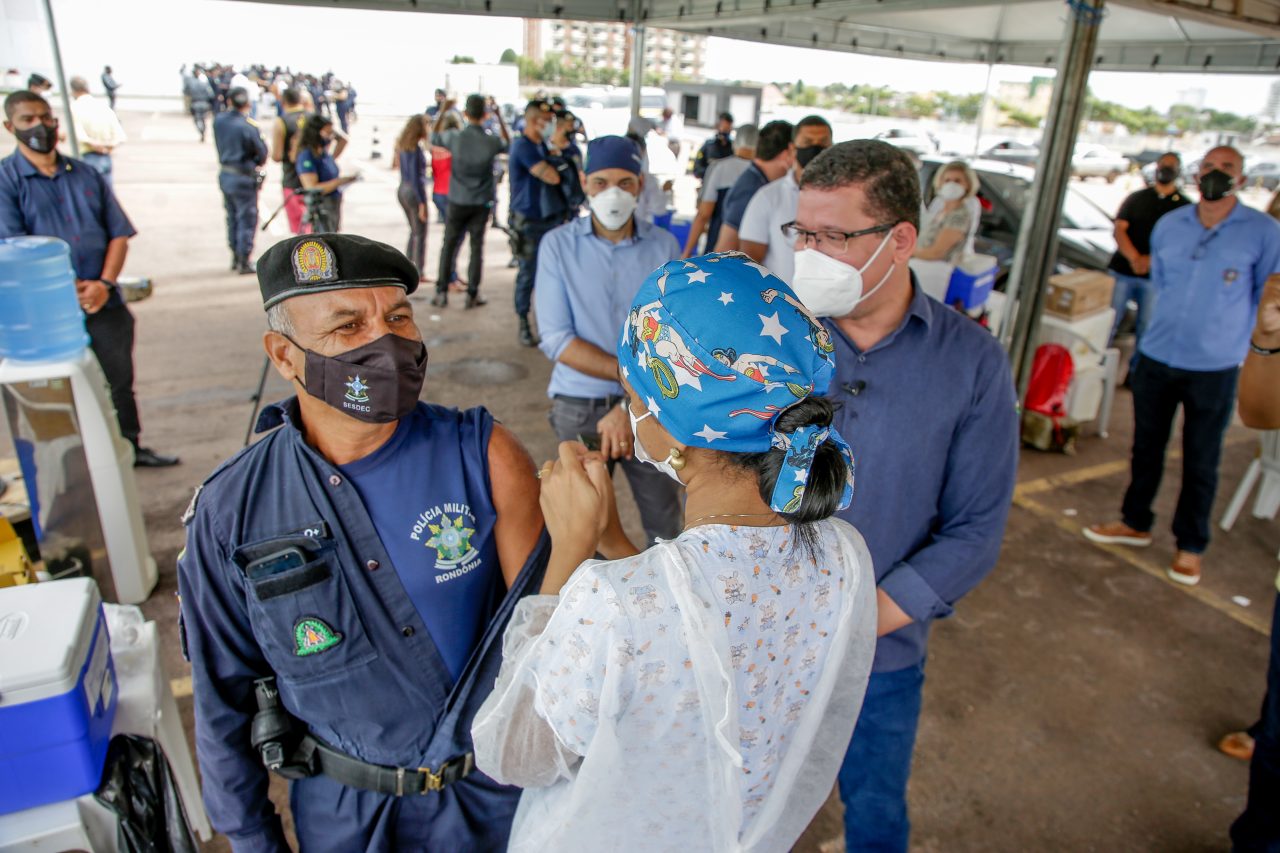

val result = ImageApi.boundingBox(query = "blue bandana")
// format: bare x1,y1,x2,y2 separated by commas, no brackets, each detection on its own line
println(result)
617,252,855,513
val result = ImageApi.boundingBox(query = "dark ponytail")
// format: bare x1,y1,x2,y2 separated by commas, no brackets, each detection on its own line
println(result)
722,396,850,552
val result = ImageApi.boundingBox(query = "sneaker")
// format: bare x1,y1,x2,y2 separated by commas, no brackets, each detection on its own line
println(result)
1082,521,1152,547
1218,731,1255,761
133,446,180,468
430,292,447,308
464,293,487,309
1167,550,1202,586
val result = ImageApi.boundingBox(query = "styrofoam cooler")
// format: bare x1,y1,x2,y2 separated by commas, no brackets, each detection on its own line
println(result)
1038,309,1116,370
0,578,117,814
944,253,997,310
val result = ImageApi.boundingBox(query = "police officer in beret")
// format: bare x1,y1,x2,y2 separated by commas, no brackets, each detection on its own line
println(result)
177,233,547,851
214,87,268,274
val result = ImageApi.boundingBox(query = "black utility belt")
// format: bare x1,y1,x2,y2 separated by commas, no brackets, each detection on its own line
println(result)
553,393,625,407
221,165,261,178
311,737,476,796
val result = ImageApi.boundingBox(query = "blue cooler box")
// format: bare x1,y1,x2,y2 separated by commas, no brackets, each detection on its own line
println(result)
666,215,693,251
944,253,998,310
0,578,117,814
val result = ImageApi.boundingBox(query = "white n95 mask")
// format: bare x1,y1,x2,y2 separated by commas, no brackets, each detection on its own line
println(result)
628,406,684,483
791,230,896,318
937,182,966,201
589,186,638,231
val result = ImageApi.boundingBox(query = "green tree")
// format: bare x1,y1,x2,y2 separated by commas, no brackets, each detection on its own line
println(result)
449,55,476,64
499,48,518,64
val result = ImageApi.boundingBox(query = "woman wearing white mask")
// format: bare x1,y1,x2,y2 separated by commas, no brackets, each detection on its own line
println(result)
912,160,979,263
473,253,877,852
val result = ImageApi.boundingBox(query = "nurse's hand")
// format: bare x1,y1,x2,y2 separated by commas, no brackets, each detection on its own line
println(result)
538,442,612,594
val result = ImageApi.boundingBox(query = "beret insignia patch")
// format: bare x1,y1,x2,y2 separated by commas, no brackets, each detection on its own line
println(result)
292,239,338,283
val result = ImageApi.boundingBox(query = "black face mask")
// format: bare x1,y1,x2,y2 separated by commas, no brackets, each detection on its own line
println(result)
1198,169,1236,202
795,144,829,169
17,122,57,154
295,333,428,423
1154,166,1179,185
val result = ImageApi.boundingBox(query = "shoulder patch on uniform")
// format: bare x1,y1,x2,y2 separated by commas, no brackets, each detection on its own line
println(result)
294,617,342,656
292,239,338,283
246,117,260,128
181,484,203,525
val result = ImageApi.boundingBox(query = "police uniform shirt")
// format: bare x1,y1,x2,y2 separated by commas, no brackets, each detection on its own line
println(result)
0,152,136,308
213,111,268,172
1107,186,1191,279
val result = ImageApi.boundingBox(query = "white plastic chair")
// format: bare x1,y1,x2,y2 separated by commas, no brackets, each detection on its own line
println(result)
1219,431,1280,533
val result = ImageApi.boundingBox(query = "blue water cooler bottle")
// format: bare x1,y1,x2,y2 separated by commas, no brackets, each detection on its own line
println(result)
0,237,156,604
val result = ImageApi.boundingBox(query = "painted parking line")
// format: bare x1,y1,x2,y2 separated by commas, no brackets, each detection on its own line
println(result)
1011,434,1269,636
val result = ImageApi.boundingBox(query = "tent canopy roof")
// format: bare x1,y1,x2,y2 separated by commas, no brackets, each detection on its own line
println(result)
240,0,1280,73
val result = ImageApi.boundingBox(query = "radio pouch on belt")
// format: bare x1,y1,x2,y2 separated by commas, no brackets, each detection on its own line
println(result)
250,676,318,780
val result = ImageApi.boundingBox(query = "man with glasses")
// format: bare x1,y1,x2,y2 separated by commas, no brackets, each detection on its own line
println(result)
736,115,832,282
787,139,1019,853
1085,147,1280,587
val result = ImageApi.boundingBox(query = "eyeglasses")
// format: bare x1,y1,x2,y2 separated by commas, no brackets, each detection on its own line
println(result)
780,221,895,254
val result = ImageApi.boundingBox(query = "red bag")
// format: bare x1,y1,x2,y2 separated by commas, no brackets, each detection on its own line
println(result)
1022,344,1076,452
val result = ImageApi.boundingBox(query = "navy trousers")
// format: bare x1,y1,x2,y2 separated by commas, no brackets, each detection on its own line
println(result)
218,172,259,257
837,661,926,853
1231,592,1280,852
1121,355,1239,553
511,213,558,317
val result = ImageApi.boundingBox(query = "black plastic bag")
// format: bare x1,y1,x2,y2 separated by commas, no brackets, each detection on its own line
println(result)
94,734,197,853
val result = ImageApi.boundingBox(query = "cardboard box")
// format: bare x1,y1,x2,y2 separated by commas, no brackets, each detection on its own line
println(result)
1044,270,1115,319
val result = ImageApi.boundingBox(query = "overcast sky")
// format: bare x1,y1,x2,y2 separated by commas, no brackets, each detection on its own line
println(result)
5,0,1275,116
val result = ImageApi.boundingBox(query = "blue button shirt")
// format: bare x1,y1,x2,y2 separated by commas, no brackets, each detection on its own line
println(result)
508,134,548,219
0,151,136,307
297,146,341,192
212,111,267,172
339,405,504,682
1139,201,1280,371
720,162,769,231
177,399,546,851
824,283,1020,672
535,214,681,399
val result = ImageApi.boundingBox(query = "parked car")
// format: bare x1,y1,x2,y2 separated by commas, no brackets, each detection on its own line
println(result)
1071,145,1131,182
873,127,940,156
918,156,1117,287
1246,161,1280,191
981,140,1041,168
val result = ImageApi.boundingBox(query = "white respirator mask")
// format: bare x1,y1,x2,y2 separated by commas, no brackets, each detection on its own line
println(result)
589,186,638,231
937,182,966,201
628,406,684,483
790,230,896,319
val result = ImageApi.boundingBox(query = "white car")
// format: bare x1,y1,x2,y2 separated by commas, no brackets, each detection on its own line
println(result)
873,127,940,156
1071,146,1131,182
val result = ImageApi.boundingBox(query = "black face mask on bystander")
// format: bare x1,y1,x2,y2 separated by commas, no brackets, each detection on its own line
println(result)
17,123,57,154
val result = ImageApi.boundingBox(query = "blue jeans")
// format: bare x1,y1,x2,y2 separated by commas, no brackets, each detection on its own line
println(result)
837,661,926,853
81,151,112,190
1231,593,1280,852
1110,272,1156,374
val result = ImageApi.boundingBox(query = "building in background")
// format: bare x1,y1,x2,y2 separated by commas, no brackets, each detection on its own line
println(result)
522,19,706,81
1263,79,1280,122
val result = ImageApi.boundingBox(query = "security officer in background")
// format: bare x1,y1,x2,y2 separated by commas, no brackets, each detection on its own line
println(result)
213,87,267,274
507,98,562,347
178,233,547,851
692,111,734,183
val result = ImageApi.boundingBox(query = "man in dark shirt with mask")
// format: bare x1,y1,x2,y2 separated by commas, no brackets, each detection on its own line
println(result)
1106,151,1190,379
0,90,178,467
178,233,546,851
692,111,734,183
1086,147,1280,586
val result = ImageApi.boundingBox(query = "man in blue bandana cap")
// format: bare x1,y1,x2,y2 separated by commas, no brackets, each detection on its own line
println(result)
535,135,684,546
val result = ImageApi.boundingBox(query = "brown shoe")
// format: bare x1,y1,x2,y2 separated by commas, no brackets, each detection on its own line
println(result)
1167,550,1202,586
1218,731,1255,761
1083,520,1152,547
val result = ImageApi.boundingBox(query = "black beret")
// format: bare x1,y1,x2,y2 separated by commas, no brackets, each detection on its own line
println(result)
257,234,418,310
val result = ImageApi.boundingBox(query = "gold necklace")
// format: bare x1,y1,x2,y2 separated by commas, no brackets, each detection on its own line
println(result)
683,511,782,531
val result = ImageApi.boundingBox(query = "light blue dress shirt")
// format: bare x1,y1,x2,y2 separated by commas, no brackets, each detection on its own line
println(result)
1139,201,1280,372
535,213,681,399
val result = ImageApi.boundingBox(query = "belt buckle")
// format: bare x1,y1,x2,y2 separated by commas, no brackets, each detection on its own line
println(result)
417,765,443,794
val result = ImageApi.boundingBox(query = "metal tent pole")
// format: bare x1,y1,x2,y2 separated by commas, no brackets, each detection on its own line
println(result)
41,0,80,157
973,62,994,156
1003,0,1105,396
629,23,647,117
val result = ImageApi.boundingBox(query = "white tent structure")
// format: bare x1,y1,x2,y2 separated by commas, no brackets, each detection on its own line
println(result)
35,0,1280,383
